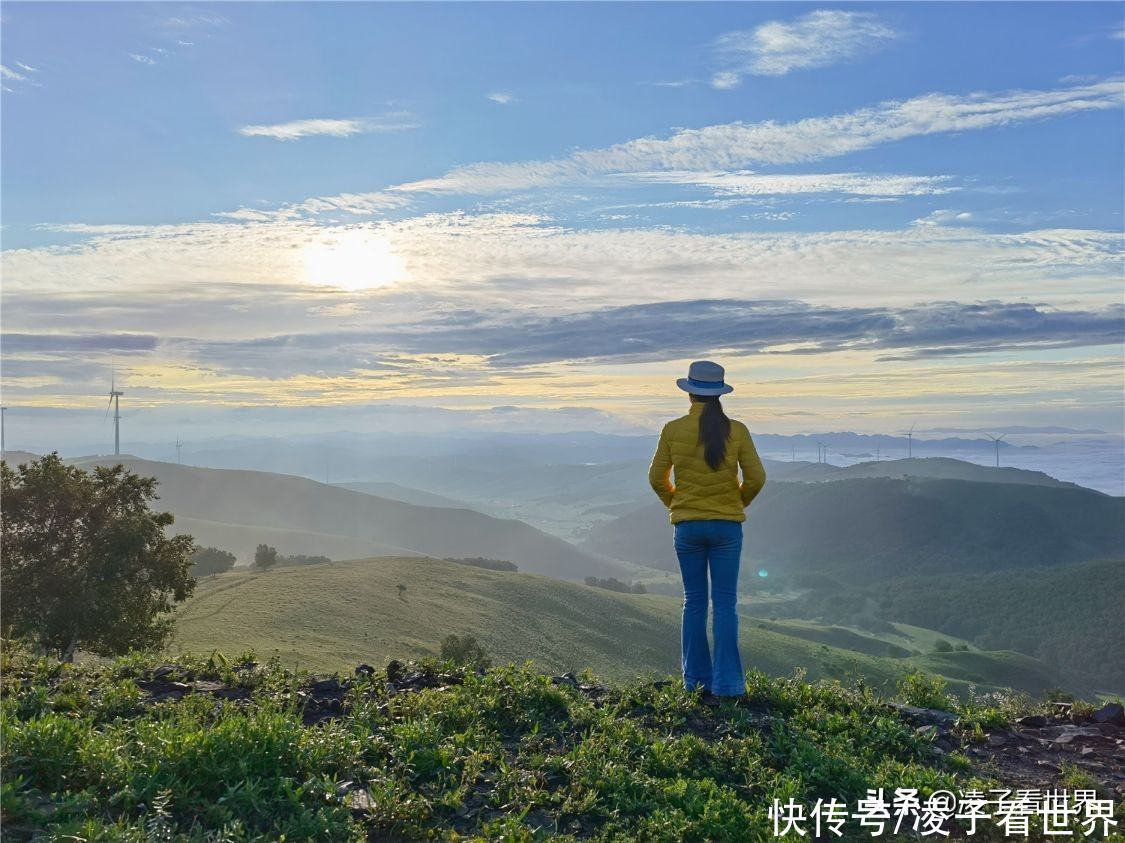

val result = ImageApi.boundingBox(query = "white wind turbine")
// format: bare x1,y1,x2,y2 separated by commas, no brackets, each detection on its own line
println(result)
900,421,916,459
105,365,124,456
985,433,1006,468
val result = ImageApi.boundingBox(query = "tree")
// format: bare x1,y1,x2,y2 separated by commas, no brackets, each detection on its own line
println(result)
1,452,197,661
190,546,237,577
440,634,491,669
254,543,278,570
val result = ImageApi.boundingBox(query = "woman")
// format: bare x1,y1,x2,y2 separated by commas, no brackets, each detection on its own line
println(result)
647,360,767,701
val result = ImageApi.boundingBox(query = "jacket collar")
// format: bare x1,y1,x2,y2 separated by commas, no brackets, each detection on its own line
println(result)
688,402,705,415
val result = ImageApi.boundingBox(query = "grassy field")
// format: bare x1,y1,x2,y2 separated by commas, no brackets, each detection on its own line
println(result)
171,557,1067,698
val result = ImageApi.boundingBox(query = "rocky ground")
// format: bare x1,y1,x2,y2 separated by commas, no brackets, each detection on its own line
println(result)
888,700,1125,800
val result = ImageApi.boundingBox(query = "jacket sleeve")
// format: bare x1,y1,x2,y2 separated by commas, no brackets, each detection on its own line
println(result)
647,425,675,508
738,428,767,508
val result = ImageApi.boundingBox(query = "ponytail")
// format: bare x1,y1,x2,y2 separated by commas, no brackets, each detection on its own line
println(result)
696,396,731,470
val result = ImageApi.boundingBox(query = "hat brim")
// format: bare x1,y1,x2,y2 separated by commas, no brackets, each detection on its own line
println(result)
677,378,734,396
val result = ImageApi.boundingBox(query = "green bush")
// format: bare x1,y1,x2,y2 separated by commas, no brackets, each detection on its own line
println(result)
896,670,954,710
439,634,492,669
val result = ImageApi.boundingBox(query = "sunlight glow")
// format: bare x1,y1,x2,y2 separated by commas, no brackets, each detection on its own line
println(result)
300,228,408,291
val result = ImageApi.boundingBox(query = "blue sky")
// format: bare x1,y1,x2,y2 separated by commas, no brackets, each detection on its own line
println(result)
1,1,1123,446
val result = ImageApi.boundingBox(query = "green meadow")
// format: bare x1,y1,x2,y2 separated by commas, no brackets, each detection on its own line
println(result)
171,556,1070,699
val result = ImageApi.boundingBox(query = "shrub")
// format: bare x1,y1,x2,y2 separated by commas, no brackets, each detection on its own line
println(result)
897,670,954,711
933,639,954,653
440,634,491,669
189,546,236,577
254,544,278,570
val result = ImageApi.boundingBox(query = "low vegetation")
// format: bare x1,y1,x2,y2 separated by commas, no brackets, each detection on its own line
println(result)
10,642,1098,842
582,576,647,594
446,557,520,573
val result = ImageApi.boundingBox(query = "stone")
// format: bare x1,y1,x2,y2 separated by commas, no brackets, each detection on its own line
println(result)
1092,703,1125,726
886,703,958,727
1017,715,1049,728
987,733,1007,748
354,664,375,677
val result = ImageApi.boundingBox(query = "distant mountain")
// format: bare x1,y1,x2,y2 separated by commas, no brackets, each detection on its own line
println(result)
334,481,478,511
762,456,1085,489
582,476,1125,581
62,456,631,581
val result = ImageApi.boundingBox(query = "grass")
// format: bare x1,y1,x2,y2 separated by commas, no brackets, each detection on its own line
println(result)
169,557,1064,698
0,645,1031,842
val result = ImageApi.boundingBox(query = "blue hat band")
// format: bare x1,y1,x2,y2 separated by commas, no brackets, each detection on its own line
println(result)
687,376,725,389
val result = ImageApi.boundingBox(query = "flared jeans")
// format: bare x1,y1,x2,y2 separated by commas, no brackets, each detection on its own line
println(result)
673,518,745,696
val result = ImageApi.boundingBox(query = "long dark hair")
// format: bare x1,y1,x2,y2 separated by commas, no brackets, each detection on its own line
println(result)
693,394,731,470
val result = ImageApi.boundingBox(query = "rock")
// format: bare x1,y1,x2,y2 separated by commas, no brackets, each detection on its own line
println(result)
987,733,1007,748
151,665,178,679
310,678,345,696
551,673,578,687
1092,703,1125,726
385,659,403,683
1017,715,1049,728
346,789,373,813
886,703,958,727
355,664,375,678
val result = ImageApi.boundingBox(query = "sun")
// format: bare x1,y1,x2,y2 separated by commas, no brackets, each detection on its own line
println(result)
300,228,408,291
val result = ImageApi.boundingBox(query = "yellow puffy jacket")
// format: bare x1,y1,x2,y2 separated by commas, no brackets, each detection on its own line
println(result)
647,402,767,524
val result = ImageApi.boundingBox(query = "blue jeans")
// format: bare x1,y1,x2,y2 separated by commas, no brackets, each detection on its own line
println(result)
673,519,745,696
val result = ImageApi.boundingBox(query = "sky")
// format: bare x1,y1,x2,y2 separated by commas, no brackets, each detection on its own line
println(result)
1,1,1123,452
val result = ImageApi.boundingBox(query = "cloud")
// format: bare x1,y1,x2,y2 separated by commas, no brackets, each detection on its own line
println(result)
912,209,974,227
15,62,38,73
487,92,517,104
648,79,694,88
152,298,1125,374
2,333,159,353
238,114,419,141
1,64,26,80
9,214,1121,340
621,170,959,197
160,10,226,29
711,10,900,87
129,54,157,65
388,78,1124,195
214,189,411,221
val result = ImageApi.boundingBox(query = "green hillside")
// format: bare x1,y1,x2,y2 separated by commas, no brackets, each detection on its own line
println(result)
583,476,1124,581
62,456,628,581
172,557,1069,697
778,557,1125,693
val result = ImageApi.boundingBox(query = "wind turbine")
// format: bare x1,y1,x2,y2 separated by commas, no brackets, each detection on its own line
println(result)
900,421,916,459
105,366,124,456
985,433,1006,468
1,406,7,453
176,435,183,464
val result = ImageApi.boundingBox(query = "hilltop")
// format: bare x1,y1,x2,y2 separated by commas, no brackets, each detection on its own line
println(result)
3,647,1122,841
